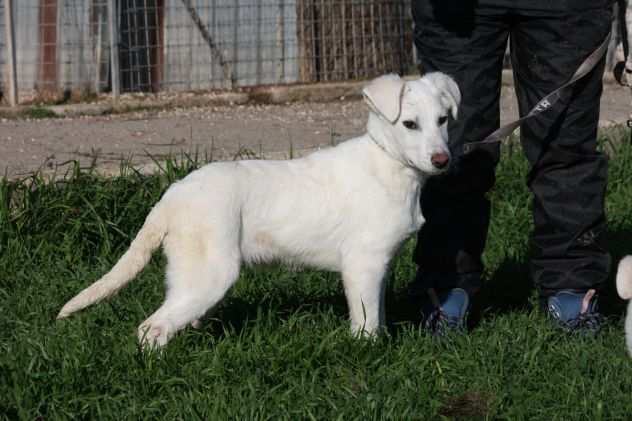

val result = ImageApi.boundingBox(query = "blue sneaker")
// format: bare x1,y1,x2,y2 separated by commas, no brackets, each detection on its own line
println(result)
422,288,470,336
546,289,603,335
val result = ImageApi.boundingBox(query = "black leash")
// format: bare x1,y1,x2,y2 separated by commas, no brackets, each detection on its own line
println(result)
462,33,612,155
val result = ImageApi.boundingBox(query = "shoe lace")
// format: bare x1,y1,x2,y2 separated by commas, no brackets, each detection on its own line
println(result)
424,308,463,337
559,311,604,335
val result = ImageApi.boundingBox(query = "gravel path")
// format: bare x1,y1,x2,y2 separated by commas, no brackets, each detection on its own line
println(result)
1,84,630,178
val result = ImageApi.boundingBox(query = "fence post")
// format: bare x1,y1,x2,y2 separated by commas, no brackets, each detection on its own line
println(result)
95,7,103,94
108,0,120,100
3,0,18,106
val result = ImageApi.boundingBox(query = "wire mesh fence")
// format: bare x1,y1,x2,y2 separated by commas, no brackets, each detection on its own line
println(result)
0,0,414,103
0,0,111,103
117,0,414,91
0,0,628,104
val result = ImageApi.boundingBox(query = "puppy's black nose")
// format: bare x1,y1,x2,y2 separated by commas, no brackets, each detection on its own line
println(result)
431,153,450,169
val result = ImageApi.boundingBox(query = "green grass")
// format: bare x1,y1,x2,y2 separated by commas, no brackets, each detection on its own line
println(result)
2,128,632,420
23,106,59,119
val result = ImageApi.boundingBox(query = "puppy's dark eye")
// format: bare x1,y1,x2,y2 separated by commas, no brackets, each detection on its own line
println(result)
438,116,448,126
402,120,418,130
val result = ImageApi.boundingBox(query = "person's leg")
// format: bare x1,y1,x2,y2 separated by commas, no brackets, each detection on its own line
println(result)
410,2,509,331
510,5,612,332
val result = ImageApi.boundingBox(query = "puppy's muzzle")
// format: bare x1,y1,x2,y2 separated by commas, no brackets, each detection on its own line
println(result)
431,152,450,170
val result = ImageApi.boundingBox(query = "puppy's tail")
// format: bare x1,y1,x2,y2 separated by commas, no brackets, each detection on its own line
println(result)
57,202,168,319
615,255,632,357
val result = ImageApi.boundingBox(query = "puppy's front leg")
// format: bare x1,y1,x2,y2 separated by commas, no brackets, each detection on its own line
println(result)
342,260,388,337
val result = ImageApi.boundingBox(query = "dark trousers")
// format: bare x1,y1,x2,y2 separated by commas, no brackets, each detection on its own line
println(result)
411,1,613,296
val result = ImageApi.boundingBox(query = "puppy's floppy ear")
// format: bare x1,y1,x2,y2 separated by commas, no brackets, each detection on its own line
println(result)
362,74,405,124
423,72,461,119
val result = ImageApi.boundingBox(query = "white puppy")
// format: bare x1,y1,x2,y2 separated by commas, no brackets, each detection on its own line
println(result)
621,0,632,86
616,256,632,357
57,72,460,348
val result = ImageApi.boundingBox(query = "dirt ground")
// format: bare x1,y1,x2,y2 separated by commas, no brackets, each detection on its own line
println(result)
1,83,630,178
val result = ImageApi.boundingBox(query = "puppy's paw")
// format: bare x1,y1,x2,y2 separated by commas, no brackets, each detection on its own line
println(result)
350,322,381,340
138,321,171,350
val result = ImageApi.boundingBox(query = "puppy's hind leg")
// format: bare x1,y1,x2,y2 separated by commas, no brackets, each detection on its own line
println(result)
138,229,241,349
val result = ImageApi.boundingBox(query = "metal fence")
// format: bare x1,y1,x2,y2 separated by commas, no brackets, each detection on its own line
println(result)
0,0,414,104
0,0,628,105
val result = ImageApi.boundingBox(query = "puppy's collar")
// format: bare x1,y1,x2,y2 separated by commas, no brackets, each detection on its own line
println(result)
367,131,416,171
367,131,388,154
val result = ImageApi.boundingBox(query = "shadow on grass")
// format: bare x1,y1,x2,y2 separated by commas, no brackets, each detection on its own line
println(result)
198,274,351,340
469,227,632,328
468,257,534,330
467,228,631,327
184,228,632,342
